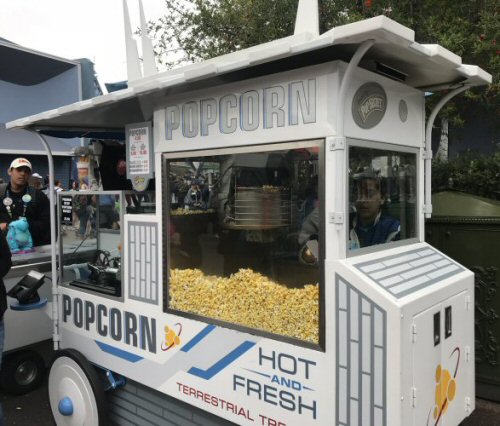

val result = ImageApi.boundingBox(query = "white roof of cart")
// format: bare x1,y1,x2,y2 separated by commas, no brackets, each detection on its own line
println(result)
6,15,491,138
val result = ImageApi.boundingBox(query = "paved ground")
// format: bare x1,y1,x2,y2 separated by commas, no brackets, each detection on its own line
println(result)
461,398,500,426
1,379,500,426
1,376,54,425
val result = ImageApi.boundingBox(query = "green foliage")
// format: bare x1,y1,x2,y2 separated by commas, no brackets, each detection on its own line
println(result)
152,0,298,67
432,151,500,199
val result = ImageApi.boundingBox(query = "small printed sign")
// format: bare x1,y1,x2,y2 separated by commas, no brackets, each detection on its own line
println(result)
61,196,73,225
126,122,154,191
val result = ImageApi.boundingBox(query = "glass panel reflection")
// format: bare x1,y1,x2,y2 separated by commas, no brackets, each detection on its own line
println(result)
59,191,155,297
348,145,417,250
165,143,321,344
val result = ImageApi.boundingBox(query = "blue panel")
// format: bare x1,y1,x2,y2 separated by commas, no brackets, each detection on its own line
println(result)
96,340,144,363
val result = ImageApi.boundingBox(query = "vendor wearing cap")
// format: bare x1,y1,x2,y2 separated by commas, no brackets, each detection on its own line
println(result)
0,158,51,247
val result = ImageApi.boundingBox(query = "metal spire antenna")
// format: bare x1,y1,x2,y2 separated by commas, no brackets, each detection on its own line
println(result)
122,0,142,82
294,0,319,36
139,0,157,77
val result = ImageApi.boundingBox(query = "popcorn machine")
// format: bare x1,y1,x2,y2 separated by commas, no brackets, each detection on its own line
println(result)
6,8,491,426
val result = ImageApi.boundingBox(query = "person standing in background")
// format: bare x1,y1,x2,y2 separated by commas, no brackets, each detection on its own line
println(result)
29,173,44,190
0,158,51,247
54,180,64,193
0,230,12,425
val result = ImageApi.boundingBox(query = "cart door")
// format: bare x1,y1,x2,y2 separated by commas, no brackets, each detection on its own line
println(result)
412,292,472,426
412,303,442,426
439,291,473,426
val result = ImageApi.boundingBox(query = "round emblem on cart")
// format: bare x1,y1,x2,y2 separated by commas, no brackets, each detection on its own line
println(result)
22,194,32,203
352,82,387,129
3,197,12,207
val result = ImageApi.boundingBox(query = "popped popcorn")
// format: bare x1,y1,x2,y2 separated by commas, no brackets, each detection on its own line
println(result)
170,208,216,216
169,268,319,343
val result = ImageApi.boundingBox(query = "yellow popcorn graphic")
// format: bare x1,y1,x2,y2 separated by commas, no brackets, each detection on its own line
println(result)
428,347,460,425
161,323,182,351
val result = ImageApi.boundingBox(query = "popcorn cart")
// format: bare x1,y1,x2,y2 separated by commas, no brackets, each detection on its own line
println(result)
6,5,491,426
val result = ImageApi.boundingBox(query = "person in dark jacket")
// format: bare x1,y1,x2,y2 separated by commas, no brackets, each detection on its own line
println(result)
349,176,400,249
0,230,12,425
0,158,51,247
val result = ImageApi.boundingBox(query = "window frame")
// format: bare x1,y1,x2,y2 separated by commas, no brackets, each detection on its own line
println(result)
346,139,420,258
162,139,326,351
57,190,126,301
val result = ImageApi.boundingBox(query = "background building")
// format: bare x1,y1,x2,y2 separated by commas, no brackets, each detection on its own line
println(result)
0,38,102,187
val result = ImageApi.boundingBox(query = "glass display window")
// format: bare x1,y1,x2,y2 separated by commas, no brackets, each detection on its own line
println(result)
58,191,155,298
348,142,418,252
163,141,323,347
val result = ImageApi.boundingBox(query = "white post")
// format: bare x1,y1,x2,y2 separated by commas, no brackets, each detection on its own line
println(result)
30,131,60,351
139,0,157,77
436,117,449,161
294,0,319,36
330,39,375,260
123,0,142,82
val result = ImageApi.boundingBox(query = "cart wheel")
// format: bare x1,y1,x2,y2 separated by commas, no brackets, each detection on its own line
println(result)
48,349,107,426
0,350,45,394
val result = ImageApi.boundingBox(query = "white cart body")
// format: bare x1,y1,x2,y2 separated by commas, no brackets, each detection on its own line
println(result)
7,15,490,426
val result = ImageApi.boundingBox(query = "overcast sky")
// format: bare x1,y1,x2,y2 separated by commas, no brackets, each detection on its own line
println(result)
0,0,167,86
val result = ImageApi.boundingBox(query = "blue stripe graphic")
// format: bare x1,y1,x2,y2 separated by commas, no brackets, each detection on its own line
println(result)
243,368,271,378
188,341,256,380
181,324,216,352
95,341,144,362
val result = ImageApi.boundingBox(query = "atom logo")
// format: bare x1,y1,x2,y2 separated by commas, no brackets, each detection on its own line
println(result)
161,323,182,351
427,347,460,426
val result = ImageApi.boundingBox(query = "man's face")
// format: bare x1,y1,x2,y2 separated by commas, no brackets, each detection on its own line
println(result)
355,178,384,225
8,166,31,188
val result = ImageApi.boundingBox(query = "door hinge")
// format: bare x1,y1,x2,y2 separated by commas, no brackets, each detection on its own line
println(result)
465,397,472,415
412,387,417,407
411,323,417,343
465,295,472,311
465,346,471,363
329,212,344,224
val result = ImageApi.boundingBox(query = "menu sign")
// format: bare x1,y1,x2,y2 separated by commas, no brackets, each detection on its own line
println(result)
61,196,73,225
126,122,154,191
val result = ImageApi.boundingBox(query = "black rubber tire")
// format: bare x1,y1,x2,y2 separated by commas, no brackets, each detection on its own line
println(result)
48,348,107,426
0,349,45,395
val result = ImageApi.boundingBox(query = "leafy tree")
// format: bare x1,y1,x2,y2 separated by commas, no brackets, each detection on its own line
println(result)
432,151,500,199
152,0,298,67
